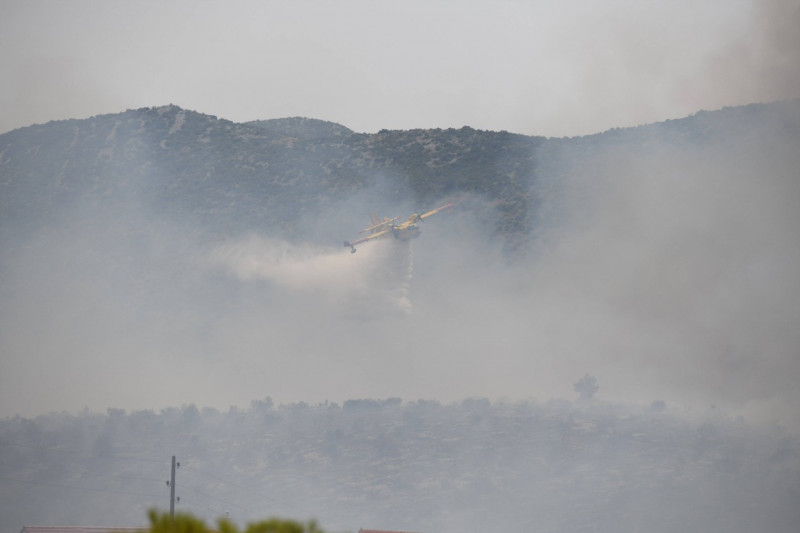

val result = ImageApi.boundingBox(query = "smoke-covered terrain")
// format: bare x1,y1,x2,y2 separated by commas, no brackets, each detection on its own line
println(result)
1,101,799,532
1,399,798,533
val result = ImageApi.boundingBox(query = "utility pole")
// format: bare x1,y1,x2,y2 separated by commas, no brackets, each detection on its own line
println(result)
167,455,179,518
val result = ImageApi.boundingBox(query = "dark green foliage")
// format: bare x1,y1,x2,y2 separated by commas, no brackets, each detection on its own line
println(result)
146,510,322,533
574,374,599,401
149,509,211,533
243,518,303,533
245,117,353,140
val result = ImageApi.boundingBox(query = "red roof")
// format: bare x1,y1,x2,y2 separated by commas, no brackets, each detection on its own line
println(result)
20,526,145,533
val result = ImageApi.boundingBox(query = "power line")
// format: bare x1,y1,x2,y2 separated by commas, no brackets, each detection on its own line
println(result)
0,475,163,500
183,486,252,514
0,439,166,464
0,441,317,526
178,464,351,531
13,461,163,484
182,464,294,509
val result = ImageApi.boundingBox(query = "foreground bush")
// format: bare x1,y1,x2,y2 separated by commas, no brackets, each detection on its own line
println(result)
147,509,324,533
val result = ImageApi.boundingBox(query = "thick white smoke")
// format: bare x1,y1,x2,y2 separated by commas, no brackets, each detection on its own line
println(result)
208,234,415,319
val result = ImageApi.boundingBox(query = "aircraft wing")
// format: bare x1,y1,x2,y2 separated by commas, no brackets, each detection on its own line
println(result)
344,228,391,253
359,216,398,234
419,202,455,220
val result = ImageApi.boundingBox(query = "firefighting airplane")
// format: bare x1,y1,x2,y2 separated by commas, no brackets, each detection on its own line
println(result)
344,202,455,253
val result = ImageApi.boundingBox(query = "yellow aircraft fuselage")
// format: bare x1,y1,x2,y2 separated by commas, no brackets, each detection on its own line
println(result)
344,203,453,253
392,224,422,241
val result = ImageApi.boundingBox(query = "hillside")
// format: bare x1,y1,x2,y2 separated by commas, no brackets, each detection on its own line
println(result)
3,101,797,252
0,105,544,251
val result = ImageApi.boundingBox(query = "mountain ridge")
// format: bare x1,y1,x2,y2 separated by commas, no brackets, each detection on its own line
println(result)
2,99,797,253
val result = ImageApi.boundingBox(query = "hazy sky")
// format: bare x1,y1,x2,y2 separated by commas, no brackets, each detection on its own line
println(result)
2,0,798,137
1,1,800,427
